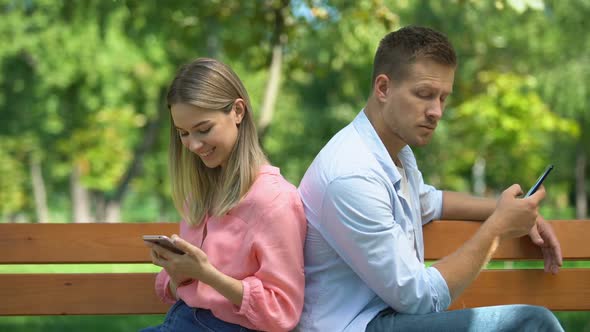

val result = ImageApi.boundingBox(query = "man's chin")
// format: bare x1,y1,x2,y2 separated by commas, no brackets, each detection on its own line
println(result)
411,136,433,147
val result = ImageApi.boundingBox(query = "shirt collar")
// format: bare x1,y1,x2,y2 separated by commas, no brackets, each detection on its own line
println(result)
259,164,279,175
352,109,414,186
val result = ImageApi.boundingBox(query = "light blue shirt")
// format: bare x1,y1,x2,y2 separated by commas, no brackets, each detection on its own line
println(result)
297,110,451,332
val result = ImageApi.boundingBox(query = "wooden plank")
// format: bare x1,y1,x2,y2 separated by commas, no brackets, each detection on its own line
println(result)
451,269,590,311
1,220,588,263
424,220,590,260
1,269,588,315
0,223,178,264
0,273,170,315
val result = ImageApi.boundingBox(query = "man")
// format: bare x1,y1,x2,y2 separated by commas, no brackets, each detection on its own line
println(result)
297,26,564,332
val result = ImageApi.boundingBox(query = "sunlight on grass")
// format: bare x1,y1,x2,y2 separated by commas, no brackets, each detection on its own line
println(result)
486,260,590,270
425,260,590,269
0,315,165,332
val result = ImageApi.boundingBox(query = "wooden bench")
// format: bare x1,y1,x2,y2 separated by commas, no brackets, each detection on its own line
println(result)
0,220,589,315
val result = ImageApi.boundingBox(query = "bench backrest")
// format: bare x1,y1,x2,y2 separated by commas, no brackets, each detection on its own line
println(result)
0,220,588,315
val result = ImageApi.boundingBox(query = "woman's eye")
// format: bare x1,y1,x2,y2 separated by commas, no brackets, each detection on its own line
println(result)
199,127,212,134
178,131,189,137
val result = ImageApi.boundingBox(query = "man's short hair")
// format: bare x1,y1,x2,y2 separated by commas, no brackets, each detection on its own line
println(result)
371,26,457,85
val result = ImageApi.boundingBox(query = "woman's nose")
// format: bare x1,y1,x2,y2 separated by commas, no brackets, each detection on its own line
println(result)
185,137,204,153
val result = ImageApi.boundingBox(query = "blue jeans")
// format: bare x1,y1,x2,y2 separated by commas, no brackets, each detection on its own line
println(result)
140,300,257,332
366,304,564,332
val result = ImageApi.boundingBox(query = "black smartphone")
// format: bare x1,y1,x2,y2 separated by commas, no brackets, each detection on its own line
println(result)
143,235,185,255
524,164,554,198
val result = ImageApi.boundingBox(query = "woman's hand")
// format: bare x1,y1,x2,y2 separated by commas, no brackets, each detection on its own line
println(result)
147,234,218,285
146,234,244,306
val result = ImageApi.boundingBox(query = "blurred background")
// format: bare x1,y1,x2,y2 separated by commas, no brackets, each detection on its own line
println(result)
0,0,589,330
0,0,588,224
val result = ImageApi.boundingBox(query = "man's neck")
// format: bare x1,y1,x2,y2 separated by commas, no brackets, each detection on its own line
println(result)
364,99,406,161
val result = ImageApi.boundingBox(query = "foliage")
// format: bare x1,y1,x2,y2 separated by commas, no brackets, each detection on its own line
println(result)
0,0,587,223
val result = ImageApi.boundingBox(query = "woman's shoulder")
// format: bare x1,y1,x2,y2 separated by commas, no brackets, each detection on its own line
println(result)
248,164,299,203
228,165,303,225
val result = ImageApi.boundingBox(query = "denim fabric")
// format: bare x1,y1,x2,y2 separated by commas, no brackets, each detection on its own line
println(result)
365,304,564,332
140,300,257,332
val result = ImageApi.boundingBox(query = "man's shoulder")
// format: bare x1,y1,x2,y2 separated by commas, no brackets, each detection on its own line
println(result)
306,130,381,180
299,133,391,204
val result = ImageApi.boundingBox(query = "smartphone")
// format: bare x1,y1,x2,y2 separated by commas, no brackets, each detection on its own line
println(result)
524,164,554,198
143,235,185,255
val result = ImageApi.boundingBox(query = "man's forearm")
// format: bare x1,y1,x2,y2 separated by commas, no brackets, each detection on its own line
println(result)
441,191,496,221
432,218,500,300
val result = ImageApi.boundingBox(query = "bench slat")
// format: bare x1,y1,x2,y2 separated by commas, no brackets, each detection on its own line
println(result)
0,273,169,315
1,221,588,264
1,221,588,316
425,220,590,260
1,269,588,315
0,223,178,264
453,269,590,311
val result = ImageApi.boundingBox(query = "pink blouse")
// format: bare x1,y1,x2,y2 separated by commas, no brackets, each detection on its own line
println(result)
154,165,307,331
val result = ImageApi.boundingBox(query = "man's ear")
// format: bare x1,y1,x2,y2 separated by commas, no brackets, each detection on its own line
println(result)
373,74,390,102
233,98,246,124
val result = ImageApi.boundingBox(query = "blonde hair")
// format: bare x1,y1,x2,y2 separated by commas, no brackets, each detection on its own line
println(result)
167,58,268,225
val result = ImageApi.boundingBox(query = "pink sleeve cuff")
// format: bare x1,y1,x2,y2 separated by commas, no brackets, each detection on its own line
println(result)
237,277,255,315
155,270,177,304
235,276,299,331
236,276,266,320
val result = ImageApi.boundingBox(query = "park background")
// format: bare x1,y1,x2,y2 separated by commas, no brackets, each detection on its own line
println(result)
0,0,589,330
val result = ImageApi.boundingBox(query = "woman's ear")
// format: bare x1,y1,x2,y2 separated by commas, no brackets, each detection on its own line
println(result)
233,98,246,125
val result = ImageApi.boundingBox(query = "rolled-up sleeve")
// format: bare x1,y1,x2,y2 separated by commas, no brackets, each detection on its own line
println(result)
319,173,450,314
154,269,176,304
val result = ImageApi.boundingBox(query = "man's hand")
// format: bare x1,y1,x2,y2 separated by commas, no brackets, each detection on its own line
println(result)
487,184,545,241
528,215,563,274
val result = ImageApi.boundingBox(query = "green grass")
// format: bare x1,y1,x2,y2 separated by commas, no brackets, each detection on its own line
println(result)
0,311,587,331
555,312,590,332
486,260,590,269
0,315,166,332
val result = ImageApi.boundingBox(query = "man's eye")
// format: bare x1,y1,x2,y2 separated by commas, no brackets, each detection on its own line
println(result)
416,91,433,99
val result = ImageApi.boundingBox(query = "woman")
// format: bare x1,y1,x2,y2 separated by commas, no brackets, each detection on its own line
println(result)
142,58,306,332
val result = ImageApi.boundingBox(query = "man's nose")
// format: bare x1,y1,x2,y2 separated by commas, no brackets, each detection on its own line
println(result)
427,100,443,120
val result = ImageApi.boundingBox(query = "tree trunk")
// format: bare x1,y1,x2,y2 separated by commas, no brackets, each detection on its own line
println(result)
258,44,283,137
206,20,220,58
71,163,93,223
104,201,121,223
257,0,289,140
472,156,486,196
30,155,49,223
93,191,106,222
103,92,167,223
575,141,587,219
157,191,170,222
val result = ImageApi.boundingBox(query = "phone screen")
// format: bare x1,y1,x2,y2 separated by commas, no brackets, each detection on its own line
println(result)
524,164,554,198
143,235,185,255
